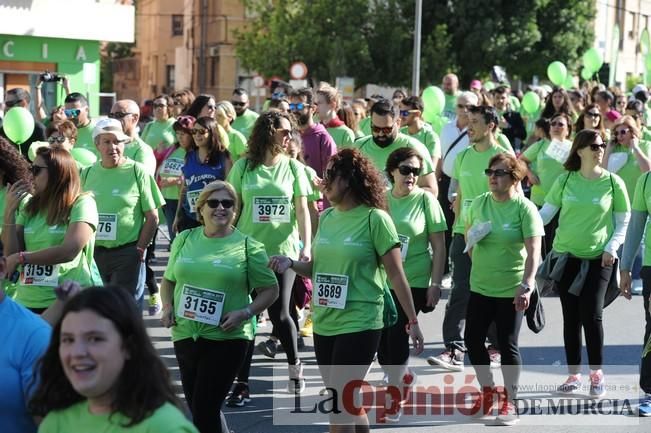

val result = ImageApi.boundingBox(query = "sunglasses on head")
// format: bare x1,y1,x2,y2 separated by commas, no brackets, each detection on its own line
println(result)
231,101,245,107
484,168,512,177
588,143,607,151
108,112,134,120
371,125,394,135
398,165,421,176
550,121,567,128
64,108,81,118
399,109,418,117
586,112,601,118
31,165,48,176
289,102,306,111
616,128,629,136
205,198,235,209
47,136,66,144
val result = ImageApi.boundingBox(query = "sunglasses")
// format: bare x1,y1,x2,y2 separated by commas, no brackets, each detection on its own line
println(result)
231,101,245,107
457,104,474,110
371,125,394,135
64,108,81,118
586,112,601,118
550,121,567,128
588,143,607,151
616,128,629,136
108,112,134,120
191,129,209,136
289,102,306,111
484,168,512,177
153,103,167,108
47,136,66,144
276,128,292,138
398,165,421,176
4,100,20,108
400,109,419,117
205,104,216,110
31,165,48,176
205,198,235,209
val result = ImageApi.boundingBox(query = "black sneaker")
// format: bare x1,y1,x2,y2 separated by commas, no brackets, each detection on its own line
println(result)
297,336,305,350
257,339,278,358
226,382,251,407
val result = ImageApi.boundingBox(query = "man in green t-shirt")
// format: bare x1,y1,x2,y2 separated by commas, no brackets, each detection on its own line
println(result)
65,92,97,156
399,95,441,168
316,86,355,148
442,73,460,122
231,88,259,139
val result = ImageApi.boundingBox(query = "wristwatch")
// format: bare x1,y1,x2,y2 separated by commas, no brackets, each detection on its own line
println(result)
520,282,532,293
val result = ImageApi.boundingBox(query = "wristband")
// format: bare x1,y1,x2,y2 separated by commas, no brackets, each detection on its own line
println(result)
405,319,418,333
18,251,27,265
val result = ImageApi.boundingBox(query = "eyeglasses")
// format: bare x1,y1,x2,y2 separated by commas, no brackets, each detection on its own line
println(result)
47,136,66,144
108,112,135,120
31,165,48,176
616,128,630,136
371,124,394,135
205,198,235,209
289,102,306,111
399,109,419,117
484,168,513,177
276,128,292,138
64,108,81,118
191,128,209,136
589,143,607,151
550,121,567,128
398,165,421,176
231,101,245,107
153,103,167,108
586,112,601,118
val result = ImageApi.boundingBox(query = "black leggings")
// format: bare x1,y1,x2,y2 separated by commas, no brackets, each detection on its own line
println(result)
640,267,651,394
174,338,249,433
464,291,523,401
557,256,611,373
267,270,299,365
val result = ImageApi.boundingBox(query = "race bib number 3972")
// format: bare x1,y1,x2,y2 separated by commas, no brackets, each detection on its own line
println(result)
253,196,290,223
176,284,225,326
314,273,349,309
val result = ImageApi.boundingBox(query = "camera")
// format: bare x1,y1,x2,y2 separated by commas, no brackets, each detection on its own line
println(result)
39,70,62,82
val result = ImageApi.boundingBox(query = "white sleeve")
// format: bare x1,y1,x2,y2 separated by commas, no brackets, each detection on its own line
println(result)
604,211,631,258
538,203,560,226
448,178,459,202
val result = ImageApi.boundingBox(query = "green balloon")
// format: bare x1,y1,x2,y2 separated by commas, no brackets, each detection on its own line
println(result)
521,91,541,114
645,54,651,71
70,147,98,167
27,141,49,162
580,67,593,81
562,75,575,89
3,107,35,145
583,48,603,73
421,86,445,115
484,81,496,91
547,61,567,86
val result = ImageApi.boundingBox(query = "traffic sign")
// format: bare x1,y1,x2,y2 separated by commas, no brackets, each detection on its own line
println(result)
290,62,308,80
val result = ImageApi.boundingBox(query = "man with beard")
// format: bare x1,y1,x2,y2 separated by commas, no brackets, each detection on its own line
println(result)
288,87,337,211
231,88,259,139
64,92,96,155
352,98,437,195
427,105,510,371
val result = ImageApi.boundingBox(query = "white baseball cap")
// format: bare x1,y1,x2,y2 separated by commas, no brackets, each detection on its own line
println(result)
92,118,130,142
632,84,648,95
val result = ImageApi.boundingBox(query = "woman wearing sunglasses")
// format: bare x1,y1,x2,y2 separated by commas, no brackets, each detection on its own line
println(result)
141,94,177,152
539,129,630,397
161,181,278,433
377,147,447,421
2,147,100,313
574,104,607,139
463,153,543,425
174,117,232,234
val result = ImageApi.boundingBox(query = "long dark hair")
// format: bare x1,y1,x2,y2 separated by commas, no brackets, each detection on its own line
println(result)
327,148,387,210
541,87,575,119
574,103,606,137
0,137,32,186
190,116,231,166
29,286,181,427
564,129,601,171
247,110,294,169
185,94,214,118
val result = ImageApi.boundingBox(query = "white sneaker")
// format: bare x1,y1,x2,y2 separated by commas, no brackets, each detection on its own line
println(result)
288,361,306,394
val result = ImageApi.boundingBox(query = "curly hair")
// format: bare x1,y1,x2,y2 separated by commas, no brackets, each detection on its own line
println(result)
246,110,295,169
0,137,32,187
29,286,181,427
327,148,387,210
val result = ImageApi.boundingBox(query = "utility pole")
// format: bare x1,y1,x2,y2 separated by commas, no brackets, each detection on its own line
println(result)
198,0,208,93
411,0,422,95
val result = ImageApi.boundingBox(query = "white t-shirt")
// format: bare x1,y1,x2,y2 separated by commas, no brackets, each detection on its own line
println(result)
440,119,469,177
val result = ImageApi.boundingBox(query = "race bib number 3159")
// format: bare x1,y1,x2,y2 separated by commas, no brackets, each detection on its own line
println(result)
314,273,349,309
177,284,225,326
22,264,60,287
253,197,290,223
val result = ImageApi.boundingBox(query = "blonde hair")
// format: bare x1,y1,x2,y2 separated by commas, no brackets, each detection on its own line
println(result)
316,85,340,107
195,180,239,225
215,100,236,129
612,115,640,139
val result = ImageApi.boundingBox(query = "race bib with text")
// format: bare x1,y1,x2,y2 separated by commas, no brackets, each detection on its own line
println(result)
314,273,349,309
176,284,225,326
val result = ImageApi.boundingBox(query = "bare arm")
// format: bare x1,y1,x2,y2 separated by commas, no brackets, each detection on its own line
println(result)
294,195,311,260
426,232,446,308
514,236,542,311
137,209,159,251
417,172,438,197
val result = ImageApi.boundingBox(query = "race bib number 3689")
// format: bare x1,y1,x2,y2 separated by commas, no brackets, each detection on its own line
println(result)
176,284,225,326
314,273,349,309
253,197,290,223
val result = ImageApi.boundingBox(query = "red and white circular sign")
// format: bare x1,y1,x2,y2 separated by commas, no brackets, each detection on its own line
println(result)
289,62,308,80
252,75,265,87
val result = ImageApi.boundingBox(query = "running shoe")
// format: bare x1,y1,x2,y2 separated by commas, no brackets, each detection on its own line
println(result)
226,382,251,407
257,339,278,359
487,346,501,369
300,313,313,337
148,293,162,316
639,394,651,417
427,349,464,371
632,279,644,295
469,387,497,418
557,374,582,394
493,399,519,426
288,361,306,394
589,370,606,398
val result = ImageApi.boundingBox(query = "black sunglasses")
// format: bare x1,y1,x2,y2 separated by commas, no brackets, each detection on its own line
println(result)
231,101,245,107
398,165,421,176
586,112,601,118
108,112,134,120
4,100,21,108
48,136,66,144
589,143,607,151
484,168,512,177
31,165,48,176
205,199,235,209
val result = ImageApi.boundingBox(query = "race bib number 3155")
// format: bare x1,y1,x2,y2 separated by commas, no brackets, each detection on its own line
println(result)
314,273,349,309
177,284,225,326
253,197,290,223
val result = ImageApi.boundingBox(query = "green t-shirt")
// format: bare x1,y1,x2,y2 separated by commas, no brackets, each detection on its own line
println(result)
81,160,164,249
359,117,372,136
496,132,514,152
15,194,99,308
326,124,355,148
522,138,570,206
312,206,400,336
452,144,510,234
232,109,259,139
74,120,98,157
227,128,248,161
125,136,157,177
352,133,435,182
227,156,311,257
387,188,447,288
141,118,176,149
38,400,198,433
442,92,458,121
400,123,441,159
466,192,544,298
164,227,278,342
158,146,185,200
631,173,651,266
608,140,651,202
545,171,630,258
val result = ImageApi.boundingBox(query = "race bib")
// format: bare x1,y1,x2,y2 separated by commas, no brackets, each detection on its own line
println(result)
187,189,201,213
176,284,225,326
544,139,570,164
97,213,117,241
22,264,60,287
253,197,291,223
398,234,410,262
161,157,184,177
607,152,628,173
314,273,349,309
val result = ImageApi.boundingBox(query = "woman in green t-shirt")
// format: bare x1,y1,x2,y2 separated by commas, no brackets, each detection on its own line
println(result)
141,94,177,151
215,100,248,161
574,103,606,138
3,147,99,313
29,286,198,433
269,148,424,431
464,153,543,425
539,129,630,398
160,180,278,433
